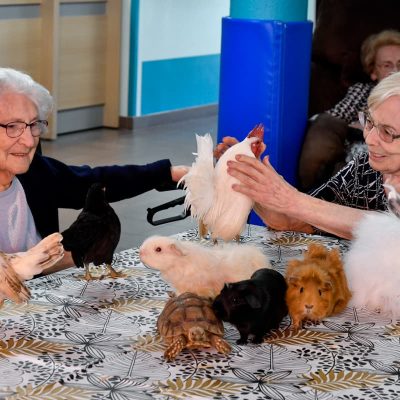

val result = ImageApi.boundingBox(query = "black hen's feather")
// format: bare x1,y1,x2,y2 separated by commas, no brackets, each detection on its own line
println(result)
61,183,121,268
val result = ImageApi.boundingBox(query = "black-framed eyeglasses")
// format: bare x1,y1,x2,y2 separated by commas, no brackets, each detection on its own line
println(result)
358,111,400,143
0,120,48,138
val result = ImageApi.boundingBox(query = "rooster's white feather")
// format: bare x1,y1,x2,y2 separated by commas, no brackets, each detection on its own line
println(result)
180,126,263,241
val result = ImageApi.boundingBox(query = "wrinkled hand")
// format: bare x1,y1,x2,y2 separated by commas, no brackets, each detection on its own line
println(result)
226,154,298,213
171,165,190,182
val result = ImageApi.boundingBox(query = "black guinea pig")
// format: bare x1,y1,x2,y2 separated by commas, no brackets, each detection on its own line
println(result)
212,268,288,344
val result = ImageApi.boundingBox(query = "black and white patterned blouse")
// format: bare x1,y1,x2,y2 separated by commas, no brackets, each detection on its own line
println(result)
311,151,387,211
327,82,376,124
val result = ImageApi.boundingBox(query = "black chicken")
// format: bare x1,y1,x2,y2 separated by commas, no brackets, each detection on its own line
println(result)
62,183,122,281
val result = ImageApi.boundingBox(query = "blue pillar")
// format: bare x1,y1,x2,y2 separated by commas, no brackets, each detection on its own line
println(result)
218,0,312,225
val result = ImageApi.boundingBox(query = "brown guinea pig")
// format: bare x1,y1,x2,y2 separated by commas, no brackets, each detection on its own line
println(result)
285,243,351,330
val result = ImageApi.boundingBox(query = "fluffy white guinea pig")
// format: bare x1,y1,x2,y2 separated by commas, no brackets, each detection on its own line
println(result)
344,210,400,318
139,235,270,299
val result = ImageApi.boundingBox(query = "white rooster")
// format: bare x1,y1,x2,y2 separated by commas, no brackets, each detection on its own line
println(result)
180,124,264,242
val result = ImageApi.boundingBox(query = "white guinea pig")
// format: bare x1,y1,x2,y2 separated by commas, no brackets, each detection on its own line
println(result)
344,184,400,318
139,235,270,299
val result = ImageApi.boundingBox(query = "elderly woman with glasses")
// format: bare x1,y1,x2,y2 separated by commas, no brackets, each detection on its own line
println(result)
0,68,187,268
298,29,400,192
226,71,400,239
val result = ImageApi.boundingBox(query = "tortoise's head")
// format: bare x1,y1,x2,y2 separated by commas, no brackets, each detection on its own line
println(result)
187,326,210,347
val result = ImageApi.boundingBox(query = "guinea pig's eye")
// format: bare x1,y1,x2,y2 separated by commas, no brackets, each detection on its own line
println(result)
300,287,304,293
155,247,162,252
318,289,322,296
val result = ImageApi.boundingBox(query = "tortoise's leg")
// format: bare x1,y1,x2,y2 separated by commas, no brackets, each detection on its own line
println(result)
105,264,125,279
164,334,187,361
210,334,231,354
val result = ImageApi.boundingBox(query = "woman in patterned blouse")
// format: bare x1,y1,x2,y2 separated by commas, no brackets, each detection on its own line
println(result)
298,30,400,192
226,71,400,240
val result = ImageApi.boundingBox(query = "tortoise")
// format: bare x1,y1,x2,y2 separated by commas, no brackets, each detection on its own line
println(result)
157,292,231,360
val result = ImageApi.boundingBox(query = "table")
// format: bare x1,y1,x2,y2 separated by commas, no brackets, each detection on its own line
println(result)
1,226,400,399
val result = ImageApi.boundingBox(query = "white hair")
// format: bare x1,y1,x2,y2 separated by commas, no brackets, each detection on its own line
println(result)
0,68,53,119
368,71,400,110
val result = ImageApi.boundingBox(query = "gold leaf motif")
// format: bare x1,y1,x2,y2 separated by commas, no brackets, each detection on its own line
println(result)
160,377,244,399
7,382,94,400
304,369,386,392
269,236,320,246
0,338,71,358
120,268,146,278
0,302,53,317
266,329,337,345
385,323,400,336
103,298,165,313
132,334,166,352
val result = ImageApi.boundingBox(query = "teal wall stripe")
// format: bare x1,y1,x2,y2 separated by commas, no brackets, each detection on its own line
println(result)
141,54,220,115
128,0,140,116
230,0,307,21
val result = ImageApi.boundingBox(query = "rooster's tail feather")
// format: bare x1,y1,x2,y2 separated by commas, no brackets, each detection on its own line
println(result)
180,133,215,219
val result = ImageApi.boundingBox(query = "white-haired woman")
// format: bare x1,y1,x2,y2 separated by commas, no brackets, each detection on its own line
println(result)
0,68,187,268
226,71,400,239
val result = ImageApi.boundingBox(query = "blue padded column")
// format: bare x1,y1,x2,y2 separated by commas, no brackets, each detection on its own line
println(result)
217,17,312,225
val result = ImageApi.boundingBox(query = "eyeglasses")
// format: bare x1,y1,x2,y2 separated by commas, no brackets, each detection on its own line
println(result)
358,111,400,143
0,120,48,138
376,61,400,73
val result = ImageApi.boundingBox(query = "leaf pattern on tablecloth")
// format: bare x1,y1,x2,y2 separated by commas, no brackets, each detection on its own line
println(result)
102,297,165,313
0,338,72,358
0,357,23,387
6,382,94,400
64,308,141,338
159,377,245,399
0,302,53,317
304,369,386,391
266,329,337,346
132,334,165,352
1,225,400,399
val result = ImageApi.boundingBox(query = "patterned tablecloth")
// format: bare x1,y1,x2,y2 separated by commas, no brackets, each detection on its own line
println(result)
1,225,400,400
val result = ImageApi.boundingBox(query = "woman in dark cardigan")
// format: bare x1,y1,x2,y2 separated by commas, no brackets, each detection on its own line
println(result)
0,68,187,269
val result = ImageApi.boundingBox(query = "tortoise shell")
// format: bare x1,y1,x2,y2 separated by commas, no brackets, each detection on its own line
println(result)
157,292,224,340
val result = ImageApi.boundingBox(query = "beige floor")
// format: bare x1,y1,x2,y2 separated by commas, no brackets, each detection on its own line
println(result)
42,114,218,251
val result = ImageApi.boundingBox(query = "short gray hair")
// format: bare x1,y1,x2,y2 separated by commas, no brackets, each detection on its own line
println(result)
368,71,400,110
0,68,53,119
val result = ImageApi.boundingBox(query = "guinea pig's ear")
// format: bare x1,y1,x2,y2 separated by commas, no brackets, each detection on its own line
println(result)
287,275,300,288
327,248,342,265
245,293,262,309
322,280,333,292
168,243,186,257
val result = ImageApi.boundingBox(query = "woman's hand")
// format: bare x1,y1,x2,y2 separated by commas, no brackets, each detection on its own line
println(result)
227,154,299,213
170,165,190,182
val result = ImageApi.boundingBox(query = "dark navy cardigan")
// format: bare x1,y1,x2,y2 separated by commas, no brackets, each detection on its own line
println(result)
17,153,174,238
